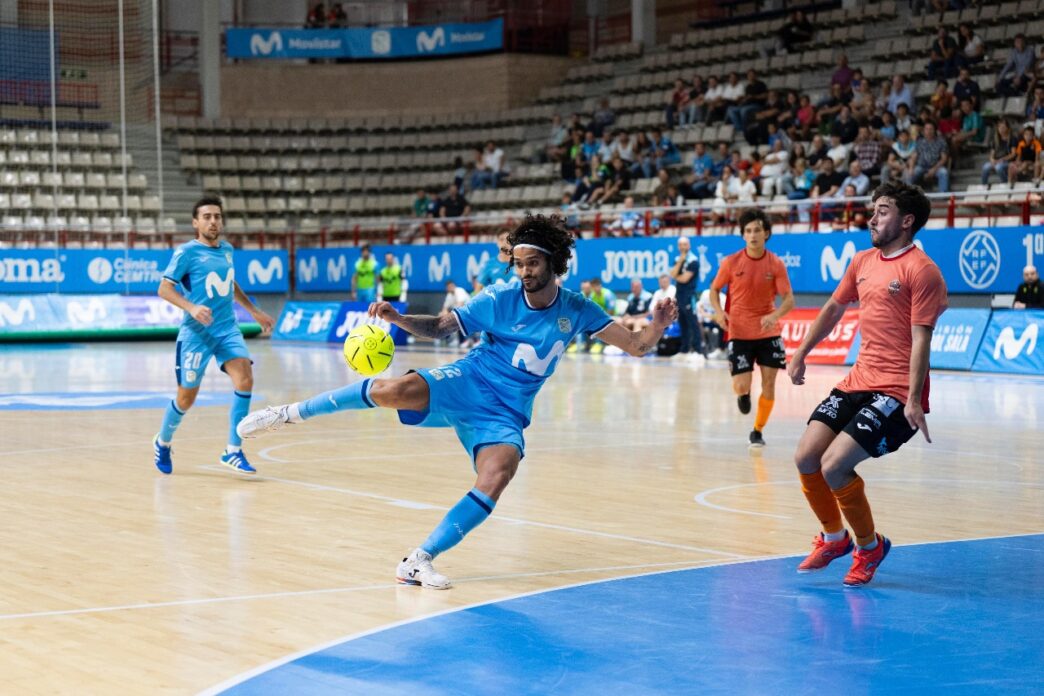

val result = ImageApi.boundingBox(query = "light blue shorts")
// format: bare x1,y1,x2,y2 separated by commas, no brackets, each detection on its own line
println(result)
175,326,251,388
398,359,526,465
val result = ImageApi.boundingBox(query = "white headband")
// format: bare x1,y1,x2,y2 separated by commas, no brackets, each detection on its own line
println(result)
513,243,552,256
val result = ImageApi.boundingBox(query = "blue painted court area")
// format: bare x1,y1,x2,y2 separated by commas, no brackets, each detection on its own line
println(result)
221,534,1044,695
0,391,256,410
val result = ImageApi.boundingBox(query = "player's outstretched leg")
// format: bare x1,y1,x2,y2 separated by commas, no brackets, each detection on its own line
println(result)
237,378,378,438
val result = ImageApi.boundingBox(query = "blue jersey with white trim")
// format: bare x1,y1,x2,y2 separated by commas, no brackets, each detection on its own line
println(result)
453,284,612,423
476,256,519,289
162,239,238,334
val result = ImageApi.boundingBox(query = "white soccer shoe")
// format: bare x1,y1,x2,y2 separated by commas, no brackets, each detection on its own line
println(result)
236,404,293,439
396,548,452,590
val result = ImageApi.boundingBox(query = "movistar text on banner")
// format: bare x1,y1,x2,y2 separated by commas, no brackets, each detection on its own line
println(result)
971,309,1043,375
226,19,504,60
295,226,1040,296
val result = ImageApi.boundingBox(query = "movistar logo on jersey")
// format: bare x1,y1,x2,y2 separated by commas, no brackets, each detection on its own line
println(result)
511,341,566,376
820,241,857,281
250,31,283,56
0,298,35,327
248,257,284,285
205,268,235,298
993,323,1038,360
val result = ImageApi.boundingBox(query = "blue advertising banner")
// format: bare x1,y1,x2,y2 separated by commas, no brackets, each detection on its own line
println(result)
273,301,344,342
297,226,1040,296
971,309,1043,375
929,308,991,370
226,19,504,60
0,249,288,294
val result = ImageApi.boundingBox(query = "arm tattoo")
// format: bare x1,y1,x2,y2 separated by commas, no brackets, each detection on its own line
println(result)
396,313,458,339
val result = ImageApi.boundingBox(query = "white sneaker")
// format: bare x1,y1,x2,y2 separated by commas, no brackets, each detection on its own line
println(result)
236,404,293,439
687,352,707,367
396,548,452,589
709,348,728,360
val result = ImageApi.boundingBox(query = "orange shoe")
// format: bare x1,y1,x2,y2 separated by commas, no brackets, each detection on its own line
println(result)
796,531,854,573
843,534,892,588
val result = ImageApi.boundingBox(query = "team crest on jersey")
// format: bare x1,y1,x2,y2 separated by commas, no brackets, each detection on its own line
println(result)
765,272,775,280
225,252,233,264
888,279,901,295
558,317,572,333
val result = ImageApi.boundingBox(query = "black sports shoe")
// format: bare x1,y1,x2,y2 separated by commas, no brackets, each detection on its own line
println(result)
749,429,765,447
737,394,752,414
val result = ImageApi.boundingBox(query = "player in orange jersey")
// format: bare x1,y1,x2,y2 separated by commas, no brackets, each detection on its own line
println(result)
709,208,795,447
788,181,948,587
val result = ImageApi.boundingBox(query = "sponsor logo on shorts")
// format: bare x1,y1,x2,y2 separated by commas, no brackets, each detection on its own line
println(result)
735,354,750,370
817,394,843,419
876,437,890,456
870,393,900,416
858,407,882,429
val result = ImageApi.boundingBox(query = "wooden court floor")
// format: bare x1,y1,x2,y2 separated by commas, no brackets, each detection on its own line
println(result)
0,340,1041,693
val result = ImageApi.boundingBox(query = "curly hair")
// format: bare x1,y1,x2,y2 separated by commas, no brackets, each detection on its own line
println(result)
871,181,931,235
507,214,576,277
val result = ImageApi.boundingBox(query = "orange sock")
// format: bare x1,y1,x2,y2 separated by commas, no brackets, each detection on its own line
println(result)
799,470,844,534
833,475,876,547
754,396,774,431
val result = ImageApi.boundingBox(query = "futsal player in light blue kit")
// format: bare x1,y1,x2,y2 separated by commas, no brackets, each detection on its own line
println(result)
238,215,678,589
472,227,519,292
152,196,275,475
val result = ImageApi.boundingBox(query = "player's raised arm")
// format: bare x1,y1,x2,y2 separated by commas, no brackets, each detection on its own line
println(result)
597,297,679,357
787,297,848,385
368,302,460,339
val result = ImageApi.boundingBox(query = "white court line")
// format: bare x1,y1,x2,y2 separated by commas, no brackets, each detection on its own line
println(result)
200,530,1044,696
0,558,719,623
694,476,1044,519
200,466,747,558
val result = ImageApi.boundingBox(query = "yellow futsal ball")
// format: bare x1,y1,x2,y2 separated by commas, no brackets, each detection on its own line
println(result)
343,324,395,376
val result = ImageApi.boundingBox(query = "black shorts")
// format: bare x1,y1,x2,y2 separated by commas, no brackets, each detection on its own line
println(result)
808,389,918,458
727,336,786,375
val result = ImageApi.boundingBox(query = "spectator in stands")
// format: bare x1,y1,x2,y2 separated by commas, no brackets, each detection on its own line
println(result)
687,75,707,125
703,75,726,124
719,72,746,123
887,75,914,115
744,89,783,146
894,102,913,134
826,134,850,169
602,156,632,203
666,78,692,128
727,69,768,133
687,142,716,199
631,132,652,176
790,94,816,141
656,184,684,229
616,279,654,332
412,189,431,219
612,131,637,166
850,79,876,121
306,2,326,28
759,139,791,197
435,184,470,236
907,121,950,192
937,106,961,141
1025,85,1044,134
831,54,855,96
949,97,984,162
597,130,615,162
778,10,814,54
643,128,680,178
1030,46,1044,93
998,34,1035,96
927,26,959,80
852,125,883,180
579,130,599,162
839,161,870,197
884,129,916,182
570,154,597,202
327,3,346,27
982,119,1018,184
1008,126,1041,186
807,133,829,169
876,79,893,115
930,80,955,119
562,151,587,186
811,157,845,219
957,23,985,68
591,98,616,137
610,196,644,237
734,167,758,216
953,67,981,110
652,168,672,202
712,165,738,223
831,184,868,231
544,114,569,163
471,140,506,190
831,105,859,144
711,141,731,177
816,83,849,128
1013,265,1042,309
783,157,815,200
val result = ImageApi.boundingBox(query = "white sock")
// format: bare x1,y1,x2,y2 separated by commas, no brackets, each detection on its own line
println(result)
823,530,847,543
287,402,303,423
225,445,242,454
860,537,879,551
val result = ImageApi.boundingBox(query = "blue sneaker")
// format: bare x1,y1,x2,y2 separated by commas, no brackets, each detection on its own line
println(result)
219,449,257,475
153,435,173,475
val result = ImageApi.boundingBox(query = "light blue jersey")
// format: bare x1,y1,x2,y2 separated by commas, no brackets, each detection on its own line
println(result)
401,284,612,462
162,239,239,334
162,239,249,388
475,256,519,289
